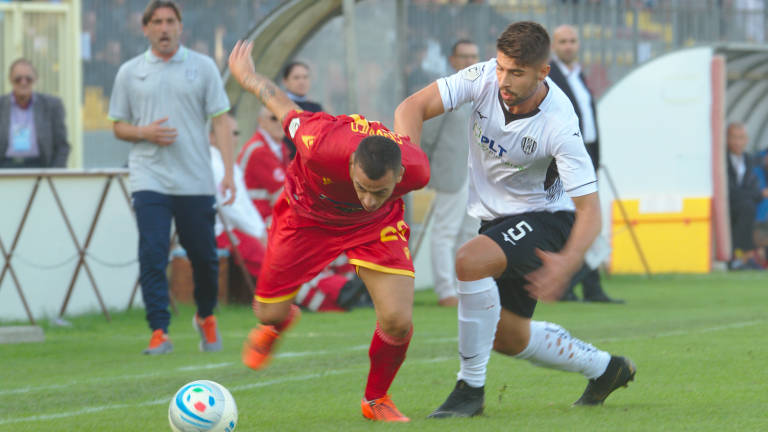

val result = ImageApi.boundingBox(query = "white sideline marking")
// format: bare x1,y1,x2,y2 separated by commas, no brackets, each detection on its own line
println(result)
1,319,763,421
0,338,453,396
0,356,453,425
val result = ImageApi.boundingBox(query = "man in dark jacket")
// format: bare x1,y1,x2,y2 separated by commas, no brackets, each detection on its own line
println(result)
549,25,622,303
0,58,70,168
726,122,763,269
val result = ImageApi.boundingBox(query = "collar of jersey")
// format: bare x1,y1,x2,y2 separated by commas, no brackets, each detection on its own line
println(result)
498,91,540,124
145,45,187,64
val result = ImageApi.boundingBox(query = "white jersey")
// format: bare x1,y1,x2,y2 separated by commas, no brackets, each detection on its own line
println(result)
436,58,597,221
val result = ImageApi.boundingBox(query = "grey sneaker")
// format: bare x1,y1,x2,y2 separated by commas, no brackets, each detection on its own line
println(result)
193,314,222,352
428,380,484,418
574,355,636,406
142,329,173,355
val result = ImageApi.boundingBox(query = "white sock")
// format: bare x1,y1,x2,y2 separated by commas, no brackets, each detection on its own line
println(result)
455,277,500,388
515,321,611,379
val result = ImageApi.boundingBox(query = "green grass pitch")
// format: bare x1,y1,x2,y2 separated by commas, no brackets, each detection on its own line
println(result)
2,273,767,431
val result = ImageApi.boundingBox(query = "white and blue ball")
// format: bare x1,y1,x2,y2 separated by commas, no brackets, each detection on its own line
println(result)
168,380,238,432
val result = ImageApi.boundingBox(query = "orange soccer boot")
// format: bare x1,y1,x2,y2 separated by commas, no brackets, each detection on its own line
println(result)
142,329,173,355
361,395,410,422
242,304,301,370
193,314,222,352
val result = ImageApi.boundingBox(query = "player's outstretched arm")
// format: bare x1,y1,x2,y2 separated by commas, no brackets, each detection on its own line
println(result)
228,40,300,123
394,82,445,148
524,192,602,302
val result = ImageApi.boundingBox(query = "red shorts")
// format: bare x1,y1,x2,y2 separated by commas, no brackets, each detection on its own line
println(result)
255,194,413,302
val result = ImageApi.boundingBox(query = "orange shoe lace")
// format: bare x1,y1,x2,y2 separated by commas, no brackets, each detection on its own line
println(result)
147,329,168,349
361,395,410,422
197,315,219,344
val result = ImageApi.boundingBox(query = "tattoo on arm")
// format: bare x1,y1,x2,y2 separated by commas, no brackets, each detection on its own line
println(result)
244,74,277,103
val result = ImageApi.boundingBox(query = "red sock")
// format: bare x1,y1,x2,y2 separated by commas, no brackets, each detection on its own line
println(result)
364,322,413,401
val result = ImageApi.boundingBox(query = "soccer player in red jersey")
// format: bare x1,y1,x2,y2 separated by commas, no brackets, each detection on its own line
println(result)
228,41,430,422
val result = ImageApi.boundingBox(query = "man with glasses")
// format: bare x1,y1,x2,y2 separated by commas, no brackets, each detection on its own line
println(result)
0,58,70,168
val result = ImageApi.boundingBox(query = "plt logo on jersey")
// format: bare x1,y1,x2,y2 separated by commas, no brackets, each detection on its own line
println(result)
473,121,508,158
480,135,508,157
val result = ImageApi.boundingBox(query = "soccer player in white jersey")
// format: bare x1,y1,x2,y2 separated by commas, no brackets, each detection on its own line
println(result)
395,21,636,417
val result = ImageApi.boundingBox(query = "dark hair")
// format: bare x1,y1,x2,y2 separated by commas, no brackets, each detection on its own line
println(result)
142,0,182,26
353,136,402,180
282,61,309,80
451,39,476,56
8,58,37,78
496,21,550,67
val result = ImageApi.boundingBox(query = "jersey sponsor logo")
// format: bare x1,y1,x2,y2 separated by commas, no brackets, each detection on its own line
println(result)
474,121,510,159
480,134,508,157
289,118,301,138
501,220,533,245
462,65,481,81
301,135,315,149
521,136,538,155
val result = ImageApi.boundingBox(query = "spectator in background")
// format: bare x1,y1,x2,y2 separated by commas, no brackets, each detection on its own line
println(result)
751,149,768,267
282,61,324,159
752,149,768,223
238,106,290,223
726,122,762,269
548,24,622,303
209,114,268,295
422,39,480,307
0,58,70,168
108,0,235,355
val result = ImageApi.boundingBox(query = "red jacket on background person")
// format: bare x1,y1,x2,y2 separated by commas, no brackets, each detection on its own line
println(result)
237,129,290,221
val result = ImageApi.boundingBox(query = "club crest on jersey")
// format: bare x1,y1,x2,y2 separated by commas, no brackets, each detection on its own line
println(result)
185,67,198,81
521,136,537,155
462,65,481,81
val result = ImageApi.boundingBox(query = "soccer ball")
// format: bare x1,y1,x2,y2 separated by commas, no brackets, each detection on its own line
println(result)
168,380,238,432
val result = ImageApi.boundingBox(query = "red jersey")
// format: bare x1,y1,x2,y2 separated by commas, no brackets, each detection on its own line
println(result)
281,110,430,226
237,130,290,220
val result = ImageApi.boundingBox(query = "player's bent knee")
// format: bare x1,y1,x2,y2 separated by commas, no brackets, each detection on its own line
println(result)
377,313,412,339
454,250,475,281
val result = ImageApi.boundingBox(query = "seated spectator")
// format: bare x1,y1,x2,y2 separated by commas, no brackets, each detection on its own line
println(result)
238,107,290,223
209,114,267,281
726,123,763,269
1,58,70,168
